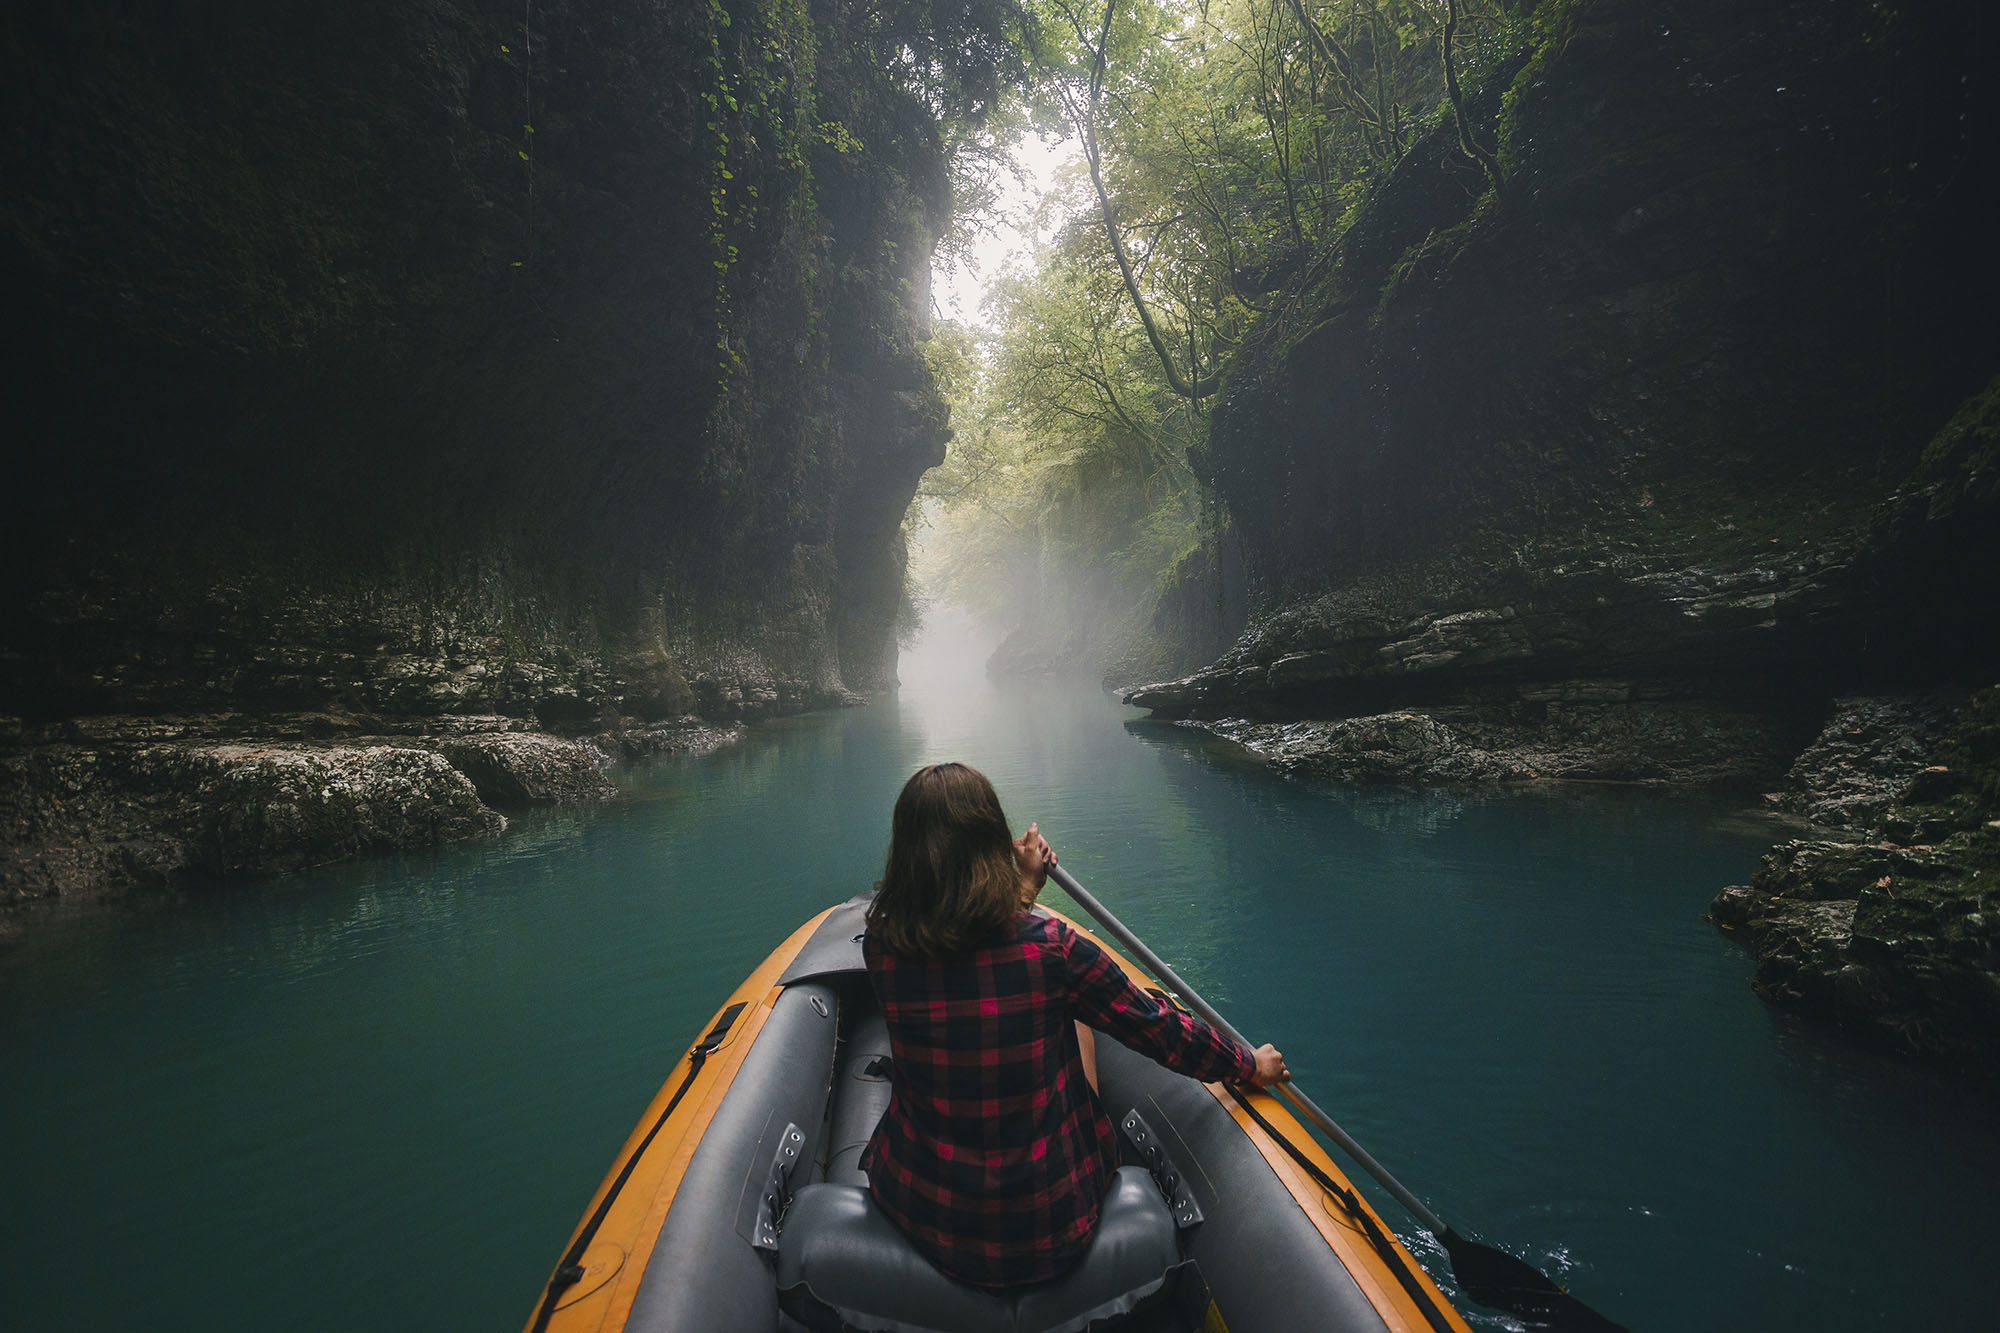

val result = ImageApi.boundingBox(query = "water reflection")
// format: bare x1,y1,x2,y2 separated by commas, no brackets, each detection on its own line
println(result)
1,608,1994,1332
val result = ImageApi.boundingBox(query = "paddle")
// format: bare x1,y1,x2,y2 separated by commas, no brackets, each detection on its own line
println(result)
1045,862,1628,1333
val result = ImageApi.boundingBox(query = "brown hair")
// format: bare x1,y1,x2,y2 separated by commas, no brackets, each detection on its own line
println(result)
867,762,1029,959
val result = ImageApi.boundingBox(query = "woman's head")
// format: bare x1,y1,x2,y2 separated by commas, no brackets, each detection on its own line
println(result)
867,762,1027,958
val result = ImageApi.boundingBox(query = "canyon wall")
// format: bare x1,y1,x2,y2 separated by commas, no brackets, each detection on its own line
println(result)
1127,0,2000,1060
1,0,965,910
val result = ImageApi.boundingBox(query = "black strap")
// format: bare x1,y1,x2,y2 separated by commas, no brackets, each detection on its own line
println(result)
1224,1085,1459,1333
528,1001,749,1333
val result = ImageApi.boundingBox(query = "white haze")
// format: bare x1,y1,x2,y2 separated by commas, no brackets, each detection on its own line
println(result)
896,603,1008,695
908,134,1080,683
932,133,1078,331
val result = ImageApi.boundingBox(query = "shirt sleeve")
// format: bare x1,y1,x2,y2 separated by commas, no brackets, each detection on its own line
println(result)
1059,921,1257,1085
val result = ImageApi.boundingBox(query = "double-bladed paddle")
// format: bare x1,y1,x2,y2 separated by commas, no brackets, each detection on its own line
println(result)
1046,862,1627,1333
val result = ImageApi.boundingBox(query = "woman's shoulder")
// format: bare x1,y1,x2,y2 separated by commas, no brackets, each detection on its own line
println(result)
1013,906,1076,949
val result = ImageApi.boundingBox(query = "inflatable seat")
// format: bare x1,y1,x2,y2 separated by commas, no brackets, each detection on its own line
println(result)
776,1166,1183,1333
823,1012,895,1186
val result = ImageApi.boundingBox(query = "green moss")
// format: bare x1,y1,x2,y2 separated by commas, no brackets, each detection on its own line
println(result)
1494,0,1610,172
1917,373,2000,521
1375,210,1482,320
1903,686,2000,822
1850,826,2000,959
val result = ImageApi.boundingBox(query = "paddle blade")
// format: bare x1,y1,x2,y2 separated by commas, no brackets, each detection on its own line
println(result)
1440,1230,1628,1332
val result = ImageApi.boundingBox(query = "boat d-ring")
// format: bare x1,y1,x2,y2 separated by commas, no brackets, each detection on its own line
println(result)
1121,1109,1203,1228
749,1122,807,1251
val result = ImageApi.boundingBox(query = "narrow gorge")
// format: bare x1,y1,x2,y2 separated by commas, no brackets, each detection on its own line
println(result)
6,6,1999,1327
6,0,1995,1066
3,0,995,913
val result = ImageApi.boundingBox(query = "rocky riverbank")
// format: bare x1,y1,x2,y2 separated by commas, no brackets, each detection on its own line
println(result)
1121,369,1999,1060
1114,0,2000,1060
0,710,749,931
1148,684,2000,1066
1169,702,1788,788
1118,529,1849,790
1709,690,1999,1064
0,0,1002,932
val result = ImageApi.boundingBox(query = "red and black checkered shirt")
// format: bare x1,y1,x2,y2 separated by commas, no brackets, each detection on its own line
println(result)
860,908,1256,1289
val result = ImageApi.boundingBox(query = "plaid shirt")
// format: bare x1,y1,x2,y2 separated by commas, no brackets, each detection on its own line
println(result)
860,909,1256,1289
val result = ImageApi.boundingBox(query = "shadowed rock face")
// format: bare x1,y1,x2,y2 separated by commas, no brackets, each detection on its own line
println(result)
199,745,507,875
1119,0,2000,1059
1127,0,1999,785
0,0,952,912
1709,688,2000,1064
1,0,947,729
1205,0,1999,598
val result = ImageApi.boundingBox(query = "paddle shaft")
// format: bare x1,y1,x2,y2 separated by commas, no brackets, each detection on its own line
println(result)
1046,862,1451,1238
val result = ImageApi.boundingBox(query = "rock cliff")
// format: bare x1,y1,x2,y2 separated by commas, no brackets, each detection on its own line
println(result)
1135,0,1998,739
1123,0,2000,1055
1,0,978,915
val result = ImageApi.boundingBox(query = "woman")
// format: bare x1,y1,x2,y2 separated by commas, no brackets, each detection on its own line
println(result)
861,762,1289,1290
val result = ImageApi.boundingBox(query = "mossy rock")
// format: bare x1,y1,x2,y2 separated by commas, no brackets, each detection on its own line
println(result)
200,745,503,875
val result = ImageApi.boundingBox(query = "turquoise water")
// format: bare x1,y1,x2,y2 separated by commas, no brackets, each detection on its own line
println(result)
3,614,1993,1331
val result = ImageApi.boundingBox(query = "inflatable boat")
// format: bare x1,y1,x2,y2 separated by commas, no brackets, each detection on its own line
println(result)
521,894,1476,1333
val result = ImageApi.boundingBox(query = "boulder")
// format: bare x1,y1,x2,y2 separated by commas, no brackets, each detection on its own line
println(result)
1196,714,1529,784
1709,688,2000,1061
437,732,614,807
200,745,503,875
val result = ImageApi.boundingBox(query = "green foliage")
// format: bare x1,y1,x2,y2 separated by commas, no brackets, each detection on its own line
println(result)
860,0,1033,125
1019,0,1489,378
1493,0,1601,173
919,0,1512,662
689,0,1030,382
915,247,1214,654
815,119,865,153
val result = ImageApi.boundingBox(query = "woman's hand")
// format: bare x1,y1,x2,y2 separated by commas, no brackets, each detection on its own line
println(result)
1247,1043,1290,1088
1014,822,1056,900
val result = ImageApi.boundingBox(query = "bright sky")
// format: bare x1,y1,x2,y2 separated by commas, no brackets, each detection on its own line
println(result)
931,133,1079,330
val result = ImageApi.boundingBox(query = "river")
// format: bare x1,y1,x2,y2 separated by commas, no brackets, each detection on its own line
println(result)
3,611,1992,1331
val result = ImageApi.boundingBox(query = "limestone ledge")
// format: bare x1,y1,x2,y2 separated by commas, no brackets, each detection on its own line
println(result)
0,714,752,923
1175,699,1788,787
1766,694,1966,832
1122,551,1848,720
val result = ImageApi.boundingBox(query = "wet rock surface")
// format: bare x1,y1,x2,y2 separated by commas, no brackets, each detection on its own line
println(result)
1772,694,1966,832
590,720,749,763
1191,715,1528,784
0,715,748,922
1710,688,2000,1063
0,739,505,904
1121,546,1857,722
200,746,504,875
435,733,615,808
1187,698,1791,788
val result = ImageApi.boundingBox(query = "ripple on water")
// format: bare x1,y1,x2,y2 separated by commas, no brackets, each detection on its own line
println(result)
2,619,1996,1331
